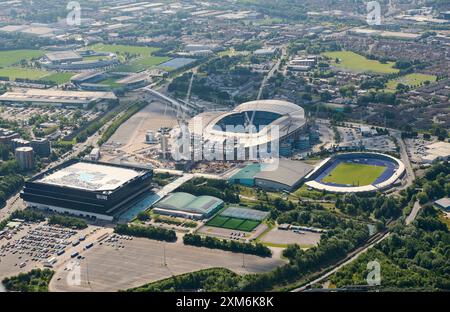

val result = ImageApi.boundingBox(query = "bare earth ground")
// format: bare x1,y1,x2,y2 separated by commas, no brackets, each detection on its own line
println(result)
49,237,285,292
104,101,177,155
261,228,321,247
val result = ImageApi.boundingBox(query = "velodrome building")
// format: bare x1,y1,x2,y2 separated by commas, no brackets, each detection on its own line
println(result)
187,100,308,161
20,160,153,221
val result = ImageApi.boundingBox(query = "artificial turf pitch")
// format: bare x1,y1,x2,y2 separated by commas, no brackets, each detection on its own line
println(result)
321,162,386,186
206,215,260,232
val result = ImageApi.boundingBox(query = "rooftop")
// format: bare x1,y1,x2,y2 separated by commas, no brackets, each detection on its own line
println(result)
36,162,143,192
435,197,450,209
0,89,117,105
255,159,313,187
45,51,81,62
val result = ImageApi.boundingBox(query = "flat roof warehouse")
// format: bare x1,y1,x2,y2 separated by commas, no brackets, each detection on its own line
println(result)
0,89,117,108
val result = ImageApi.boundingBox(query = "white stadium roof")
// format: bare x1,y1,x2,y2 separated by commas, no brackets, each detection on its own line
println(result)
189,100,306,149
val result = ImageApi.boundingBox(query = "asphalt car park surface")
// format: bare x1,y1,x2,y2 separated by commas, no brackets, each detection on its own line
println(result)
50,234,285,292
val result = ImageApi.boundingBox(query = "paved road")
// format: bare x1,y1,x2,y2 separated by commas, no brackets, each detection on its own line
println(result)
291,231,391,292
405,201,421,225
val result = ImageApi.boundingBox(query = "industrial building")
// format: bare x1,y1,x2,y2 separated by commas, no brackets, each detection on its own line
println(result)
0,128,20,144
11,138,30,150
0,89,118,108
15,147,34,170
20,160,153,221
30,138,51,157
229,159,313,191
44,51,83,64
434,198,450,211
254,159,314,191
152,192,224,220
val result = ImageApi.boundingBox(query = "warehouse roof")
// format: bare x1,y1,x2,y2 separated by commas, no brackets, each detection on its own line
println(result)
255,159,313,188
0,89,117,105
45,51,81,62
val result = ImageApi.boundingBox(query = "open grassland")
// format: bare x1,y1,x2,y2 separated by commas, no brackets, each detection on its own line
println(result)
385,73,437,92
322,162,386,186
0,67,73,84
322,51,399,74
87,43,170,72
41,72,75,84
0,50,74,83
0,49,45,67
0,67,49,80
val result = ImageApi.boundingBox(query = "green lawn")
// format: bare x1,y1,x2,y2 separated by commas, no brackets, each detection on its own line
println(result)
42,72,74,84
0,49,45,67
385,73,436,92
87,43,169,72
322,51,399,74
0,67,49,80
322,162,386,186
0,67,73,84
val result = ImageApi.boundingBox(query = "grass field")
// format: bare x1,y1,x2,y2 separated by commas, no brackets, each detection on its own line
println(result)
322,162,387,186
206,215,261,232
0,67,74,84
322,51,399,74
0,67,49,80
42,72,75,84
87,43,170,72
385,73,436,92
0,49,45,67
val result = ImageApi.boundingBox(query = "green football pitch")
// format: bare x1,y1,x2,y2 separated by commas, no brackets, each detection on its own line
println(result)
322,162,386,186
206,215,261,232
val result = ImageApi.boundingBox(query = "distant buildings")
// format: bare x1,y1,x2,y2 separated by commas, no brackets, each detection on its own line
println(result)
15,146,34,170
0,128,19,144
0,89,118,109
30,138,51,157
45,51,83,64
254,47,278,57
11,138,30,150
88,148,100,161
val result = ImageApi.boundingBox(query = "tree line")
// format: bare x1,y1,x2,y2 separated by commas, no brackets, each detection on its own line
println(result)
183,233,272,257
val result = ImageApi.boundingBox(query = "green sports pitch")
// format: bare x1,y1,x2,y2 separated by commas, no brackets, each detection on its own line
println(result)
206,215,260,232
321,162,386,186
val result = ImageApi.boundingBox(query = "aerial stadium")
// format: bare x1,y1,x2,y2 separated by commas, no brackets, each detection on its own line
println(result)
305,152,406,193
187,100,307,160
20,159,153,221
